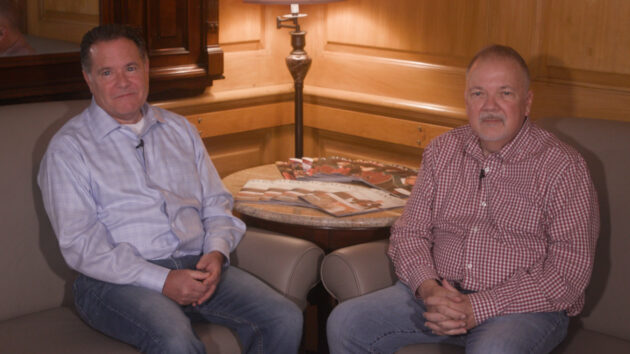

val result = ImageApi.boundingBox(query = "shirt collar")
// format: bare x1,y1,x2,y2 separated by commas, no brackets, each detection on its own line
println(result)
88,99,165,140
497,118,533,161
464,118,533,162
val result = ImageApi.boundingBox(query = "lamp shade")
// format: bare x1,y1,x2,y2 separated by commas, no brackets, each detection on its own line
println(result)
243,0,344,4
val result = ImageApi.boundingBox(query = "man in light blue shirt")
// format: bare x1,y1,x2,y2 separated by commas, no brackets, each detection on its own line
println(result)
38,24,302,353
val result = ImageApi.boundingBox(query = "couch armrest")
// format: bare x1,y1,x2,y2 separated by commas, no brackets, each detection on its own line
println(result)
231,227,324,310
321,239,396,302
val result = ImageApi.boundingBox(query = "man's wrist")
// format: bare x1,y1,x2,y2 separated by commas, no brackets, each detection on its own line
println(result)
207,250,225,264
417,279,441,299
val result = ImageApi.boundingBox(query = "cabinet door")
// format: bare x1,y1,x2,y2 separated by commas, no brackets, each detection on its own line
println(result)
0,0,223,104
102,0,223,101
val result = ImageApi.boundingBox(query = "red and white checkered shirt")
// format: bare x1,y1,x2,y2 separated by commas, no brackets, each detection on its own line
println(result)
389,119,599,325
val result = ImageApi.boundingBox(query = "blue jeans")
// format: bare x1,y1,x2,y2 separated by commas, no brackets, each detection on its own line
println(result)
73,255,302,354
327,281,569,354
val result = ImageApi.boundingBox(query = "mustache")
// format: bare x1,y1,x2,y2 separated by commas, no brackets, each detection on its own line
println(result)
479,113,505,121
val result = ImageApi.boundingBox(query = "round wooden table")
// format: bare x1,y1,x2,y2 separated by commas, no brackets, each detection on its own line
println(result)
222,164,404,252
223,164,407,353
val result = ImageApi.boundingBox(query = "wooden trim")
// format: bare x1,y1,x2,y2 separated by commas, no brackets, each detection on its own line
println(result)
157,84,466,124
304,86,467,126
304,103,452,149
154,84,295,114
189,101,294,138
157,84,461,150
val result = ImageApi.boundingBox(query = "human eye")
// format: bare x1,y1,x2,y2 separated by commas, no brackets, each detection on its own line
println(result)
469,90,484,98
126,65,137,72
500,87,517,98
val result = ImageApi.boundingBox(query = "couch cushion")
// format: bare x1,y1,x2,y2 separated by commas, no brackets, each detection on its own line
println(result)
0,307,138,354
536,117,630,341
0,100,90,321
553,328,630,353
0,306,242,353
394,328,630,354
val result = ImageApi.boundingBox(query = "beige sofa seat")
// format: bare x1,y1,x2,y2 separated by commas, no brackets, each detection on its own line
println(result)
321,117,630,353
0,100,324,353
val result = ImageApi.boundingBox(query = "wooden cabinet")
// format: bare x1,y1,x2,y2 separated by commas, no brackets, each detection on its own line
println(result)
0,0,223,104
102,0,223,101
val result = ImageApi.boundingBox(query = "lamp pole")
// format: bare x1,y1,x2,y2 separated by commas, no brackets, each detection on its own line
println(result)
243,0,346,158
277,15,311,159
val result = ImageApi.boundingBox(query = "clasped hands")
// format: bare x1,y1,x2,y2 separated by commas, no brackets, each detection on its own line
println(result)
418,279,477,336
162,251,224,306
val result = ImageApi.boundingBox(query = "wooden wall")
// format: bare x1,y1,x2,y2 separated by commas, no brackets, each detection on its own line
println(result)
25,0,99,43
156,0,630,177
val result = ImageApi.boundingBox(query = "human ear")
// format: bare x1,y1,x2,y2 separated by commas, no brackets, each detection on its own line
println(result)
82,70,94,94
524,90,534,116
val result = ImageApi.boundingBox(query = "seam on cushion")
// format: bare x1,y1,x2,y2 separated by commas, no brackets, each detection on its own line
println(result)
321,253,361,301
286,245,324,296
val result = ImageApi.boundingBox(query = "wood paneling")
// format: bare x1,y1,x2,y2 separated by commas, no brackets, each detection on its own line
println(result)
316,0,630,121
159,0,630,175
189,101,294,138
311,129,423,169
102,0,223,100
309,52,467,110
204,126,294,177
26,0,99,44
304,103,452,150
486,0,540,61
540,0,630,88
0,1,222,104
213,2,294,92
219,0,263,51
164,89,452,172
326,0,486,65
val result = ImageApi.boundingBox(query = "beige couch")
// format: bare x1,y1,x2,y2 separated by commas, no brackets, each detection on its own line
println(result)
0,100,324,353
321,117,630,353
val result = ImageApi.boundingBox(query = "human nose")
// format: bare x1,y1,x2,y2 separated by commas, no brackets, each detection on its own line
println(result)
481,94,499,111
114,71,131,87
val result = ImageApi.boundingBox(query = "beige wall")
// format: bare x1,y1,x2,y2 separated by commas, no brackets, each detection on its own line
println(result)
157,0,630,176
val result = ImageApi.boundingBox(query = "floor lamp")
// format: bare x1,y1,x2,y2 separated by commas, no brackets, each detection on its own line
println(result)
243,0,345,158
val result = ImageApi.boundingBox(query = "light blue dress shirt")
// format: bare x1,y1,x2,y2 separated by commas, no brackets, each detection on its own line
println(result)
38,100,246,293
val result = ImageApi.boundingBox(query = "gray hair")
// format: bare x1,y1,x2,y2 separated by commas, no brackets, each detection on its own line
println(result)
467,44,530,88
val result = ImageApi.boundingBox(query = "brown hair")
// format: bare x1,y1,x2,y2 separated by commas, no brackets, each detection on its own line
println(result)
80,24,147,72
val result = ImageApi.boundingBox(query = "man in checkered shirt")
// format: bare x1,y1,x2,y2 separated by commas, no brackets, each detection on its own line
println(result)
327,45,599,354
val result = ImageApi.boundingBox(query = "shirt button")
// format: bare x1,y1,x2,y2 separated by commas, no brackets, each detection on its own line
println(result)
484,167,491,173
472,227,478,233
480,201,487,207
466,263,473,270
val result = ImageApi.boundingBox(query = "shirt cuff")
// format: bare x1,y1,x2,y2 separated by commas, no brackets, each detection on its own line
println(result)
204,237,231,264
136,262,171,293
407,266,440,298
468,290,500,325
